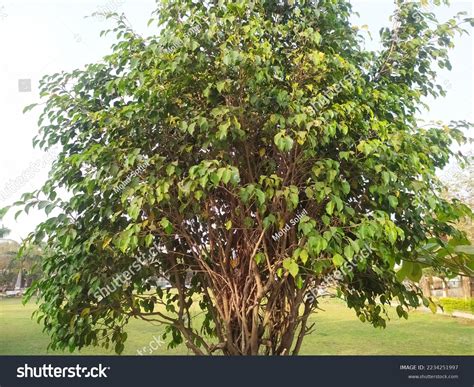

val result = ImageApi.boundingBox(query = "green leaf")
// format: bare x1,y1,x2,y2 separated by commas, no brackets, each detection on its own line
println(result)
274,132,294,152
388,195,398,208
0,206,10,220
407,263,423,282
341,181,350,195
308,235,327,255
396,261,413,282
263,214,276,229
216,81,226,93
255,189,266,206
145,234,154,247
283,258,299,278
23,103,38,114
217,120,231,140
300,249,309,264
221,169,232,184
295,275,304,289
45,204,55,216
289,193,299,208
115,342,125,355
254,252,265,265
326,201,335,215
332,254,345,267
454,245,474,255
344,245,354,260
160,217,173,234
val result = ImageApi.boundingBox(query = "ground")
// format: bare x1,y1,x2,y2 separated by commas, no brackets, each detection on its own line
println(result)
0,297,472,355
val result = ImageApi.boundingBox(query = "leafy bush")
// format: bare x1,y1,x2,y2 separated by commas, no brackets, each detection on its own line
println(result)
439,298,474,314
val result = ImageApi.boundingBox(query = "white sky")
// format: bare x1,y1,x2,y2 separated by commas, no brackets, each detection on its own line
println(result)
0,0,472,242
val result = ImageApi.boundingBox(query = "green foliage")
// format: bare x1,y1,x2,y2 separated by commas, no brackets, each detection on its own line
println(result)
438,297,474,314
0,225,10,239
1,0,473,355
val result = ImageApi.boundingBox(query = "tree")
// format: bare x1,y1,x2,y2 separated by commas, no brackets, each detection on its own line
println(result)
0,236,19,289
441,150,474,239
2,0,474,355
0,237,43,289
421,151,474,288
0,225,10,239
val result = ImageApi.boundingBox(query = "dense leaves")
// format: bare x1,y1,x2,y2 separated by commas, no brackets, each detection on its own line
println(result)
3,0,474,355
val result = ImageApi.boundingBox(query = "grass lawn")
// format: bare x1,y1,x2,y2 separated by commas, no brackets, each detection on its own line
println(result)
0,297,472,355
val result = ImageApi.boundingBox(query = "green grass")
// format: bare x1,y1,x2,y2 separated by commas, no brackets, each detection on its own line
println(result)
0,297,472,355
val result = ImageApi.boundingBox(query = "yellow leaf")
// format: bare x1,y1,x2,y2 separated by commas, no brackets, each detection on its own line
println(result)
102,237,113,249
428,300,438,314
297,131,307,145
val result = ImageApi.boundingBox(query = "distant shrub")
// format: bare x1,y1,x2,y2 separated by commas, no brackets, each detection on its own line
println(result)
439,298,474,314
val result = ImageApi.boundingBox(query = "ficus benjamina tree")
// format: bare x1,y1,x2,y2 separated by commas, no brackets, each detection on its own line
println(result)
2,0,474,355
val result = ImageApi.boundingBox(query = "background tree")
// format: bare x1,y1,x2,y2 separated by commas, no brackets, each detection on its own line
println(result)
0,229,19,289
421,150,474,287
0,225,10,239
0,234,43,290
441,150,474,238
2,0,473,355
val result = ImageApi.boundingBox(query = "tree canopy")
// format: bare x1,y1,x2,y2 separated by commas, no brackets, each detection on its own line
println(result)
2,0,474,355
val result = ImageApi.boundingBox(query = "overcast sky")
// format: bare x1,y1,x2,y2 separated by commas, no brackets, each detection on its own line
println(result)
0,0,472,242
